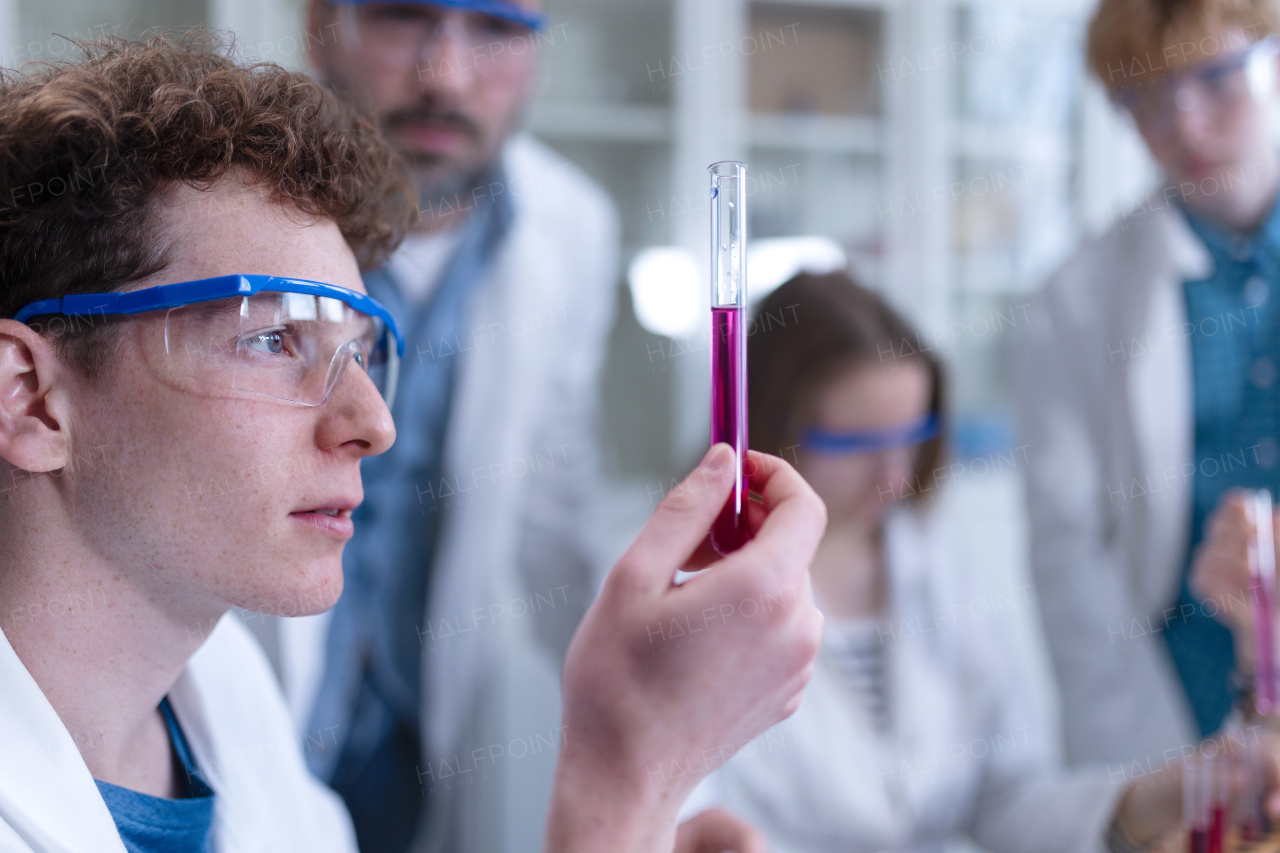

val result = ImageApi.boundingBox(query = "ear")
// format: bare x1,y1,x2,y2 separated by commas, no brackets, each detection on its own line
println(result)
0,320,73,474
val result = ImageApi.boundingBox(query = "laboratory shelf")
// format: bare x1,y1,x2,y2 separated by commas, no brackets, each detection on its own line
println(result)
944,0,1093,12
747,113,884,154
950,121,1071,164
525,103,672,143
750,0,902,10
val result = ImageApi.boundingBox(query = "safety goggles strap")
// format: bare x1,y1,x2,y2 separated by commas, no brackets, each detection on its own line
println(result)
802,413,941,455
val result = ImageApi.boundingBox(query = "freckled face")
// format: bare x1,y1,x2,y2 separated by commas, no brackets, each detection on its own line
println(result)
61,182,395,619
1135,29,1278,192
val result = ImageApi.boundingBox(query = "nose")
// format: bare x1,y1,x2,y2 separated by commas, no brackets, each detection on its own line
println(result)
315,359,396,458
874,447,916,494
419,15,477,94
1169,84,1215,148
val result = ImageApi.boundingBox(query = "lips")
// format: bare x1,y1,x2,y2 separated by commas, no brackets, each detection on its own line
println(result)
1183,157,1223,179
290,499,360,539
394,122,475,155
383,107,480,156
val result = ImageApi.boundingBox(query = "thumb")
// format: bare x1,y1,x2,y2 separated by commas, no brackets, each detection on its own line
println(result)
613,444,735,593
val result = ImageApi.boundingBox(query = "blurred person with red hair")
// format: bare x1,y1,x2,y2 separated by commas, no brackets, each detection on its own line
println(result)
1020,0,1280,768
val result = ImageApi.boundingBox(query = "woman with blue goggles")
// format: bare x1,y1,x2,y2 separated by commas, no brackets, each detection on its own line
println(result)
682,271,1280,853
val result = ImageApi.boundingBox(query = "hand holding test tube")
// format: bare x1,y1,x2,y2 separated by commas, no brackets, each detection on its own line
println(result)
709,161,750,555
1189,489,1280,703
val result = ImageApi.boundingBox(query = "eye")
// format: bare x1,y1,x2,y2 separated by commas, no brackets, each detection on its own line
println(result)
473,14,525,39
242,328,288,356
1201,63,1242,91
364,4,434,25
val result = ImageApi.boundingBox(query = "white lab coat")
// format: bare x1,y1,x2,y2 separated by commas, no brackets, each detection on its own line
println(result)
1017,192,1210,766
276,134,620,853
0,614,356,853
685,508,1123,853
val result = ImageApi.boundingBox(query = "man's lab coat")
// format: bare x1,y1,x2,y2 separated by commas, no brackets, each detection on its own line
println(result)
0,614,356,852
1017,192,1211,767
685,508,1122,853
275,135,620,853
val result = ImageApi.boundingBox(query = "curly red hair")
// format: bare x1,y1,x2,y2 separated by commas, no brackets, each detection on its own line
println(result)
1088,0,1280,90
0,32,414,373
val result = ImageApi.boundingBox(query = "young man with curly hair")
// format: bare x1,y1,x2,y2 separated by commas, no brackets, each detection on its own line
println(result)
0,36,824,853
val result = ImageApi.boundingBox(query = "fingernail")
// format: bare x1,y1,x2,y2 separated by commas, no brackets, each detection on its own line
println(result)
703,443,733,474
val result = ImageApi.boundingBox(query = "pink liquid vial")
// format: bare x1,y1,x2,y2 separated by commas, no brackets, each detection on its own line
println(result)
1232,737,1269,842
1208,805,1226,853
1248,489,1277,714
709,161,750,556
712,306,748,552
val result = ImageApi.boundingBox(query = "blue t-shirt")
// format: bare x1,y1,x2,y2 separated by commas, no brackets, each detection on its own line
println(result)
94,698,215,853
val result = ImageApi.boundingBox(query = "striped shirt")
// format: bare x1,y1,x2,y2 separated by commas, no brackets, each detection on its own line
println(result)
824,617,891,733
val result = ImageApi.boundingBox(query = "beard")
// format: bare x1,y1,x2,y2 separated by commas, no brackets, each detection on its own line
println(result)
380,105,499,224
408,156,492,214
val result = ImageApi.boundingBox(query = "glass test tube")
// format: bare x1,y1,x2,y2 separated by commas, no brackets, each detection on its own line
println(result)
1237,736,1270,841
1185,752,1212,853
1209,755,1227,853
709,161,750,555
1248,489,1278,715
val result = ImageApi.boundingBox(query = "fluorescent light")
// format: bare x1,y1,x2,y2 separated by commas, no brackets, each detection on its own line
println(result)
747,236,847,306
628,237,848,338
627,246,702,338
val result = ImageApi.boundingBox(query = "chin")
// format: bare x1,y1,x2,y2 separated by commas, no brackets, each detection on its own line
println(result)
236,555,345,618
852,496,891,523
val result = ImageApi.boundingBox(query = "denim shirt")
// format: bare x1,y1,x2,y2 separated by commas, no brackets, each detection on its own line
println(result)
1166,195,1280,736
305,172,515,853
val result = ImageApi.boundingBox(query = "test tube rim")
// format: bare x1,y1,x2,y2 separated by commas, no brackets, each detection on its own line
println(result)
709,160,748,178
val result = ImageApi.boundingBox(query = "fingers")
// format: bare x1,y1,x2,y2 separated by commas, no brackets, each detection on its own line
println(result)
732,451,827,574
613,444,735,593
1192,495,1258,602
1209,494,1252,544
683,502,769,571
674,809,769,853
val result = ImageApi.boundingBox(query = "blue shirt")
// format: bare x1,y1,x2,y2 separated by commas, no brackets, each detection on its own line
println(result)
1166,197,1280,736
94,698,214,853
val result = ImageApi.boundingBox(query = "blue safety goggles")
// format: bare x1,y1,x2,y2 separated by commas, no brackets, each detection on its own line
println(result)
330,0,546,31
801,413,941,455
1113,35,1279,120
15,275,405,407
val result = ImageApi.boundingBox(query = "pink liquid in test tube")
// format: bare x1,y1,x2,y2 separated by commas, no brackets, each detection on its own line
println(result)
709,161,750,555
1248,489,1277,714
1209,805,1226,853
